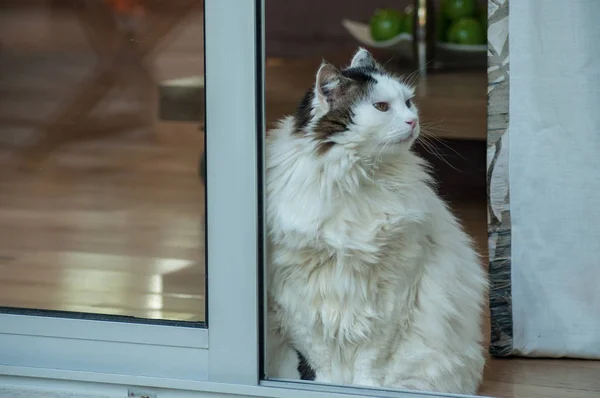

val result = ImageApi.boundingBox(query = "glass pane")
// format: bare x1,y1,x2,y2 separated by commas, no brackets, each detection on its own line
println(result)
0,0,206,323
263,0,488,396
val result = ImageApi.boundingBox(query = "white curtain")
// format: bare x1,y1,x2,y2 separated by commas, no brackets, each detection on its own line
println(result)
510,0,600,358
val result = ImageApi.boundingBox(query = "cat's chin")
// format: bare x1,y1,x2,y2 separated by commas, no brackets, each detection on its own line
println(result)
382,131,417,148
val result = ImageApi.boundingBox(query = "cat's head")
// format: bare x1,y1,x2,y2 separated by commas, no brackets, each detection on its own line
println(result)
294,48,419,158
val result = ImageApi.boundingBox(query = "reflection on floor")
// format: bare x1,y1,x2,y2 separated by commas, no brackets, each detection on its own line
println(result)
0,120,205,321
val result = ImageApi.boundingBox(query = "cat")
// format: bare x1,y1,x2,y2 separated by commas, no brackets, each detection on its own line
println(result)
265,48,487,395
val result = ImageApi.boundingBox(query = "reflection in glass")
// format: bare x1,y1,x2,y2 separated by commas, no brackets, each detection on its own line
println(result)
0,0,206,322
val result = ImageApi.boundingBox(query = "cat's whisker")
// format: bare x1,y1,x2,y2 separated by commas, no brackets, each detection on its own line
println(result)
416,134,464,172
419,130,467,161
420,123,457,136
383,55,397,67
401,68,422,89
403,68,420,83
416,136,439,157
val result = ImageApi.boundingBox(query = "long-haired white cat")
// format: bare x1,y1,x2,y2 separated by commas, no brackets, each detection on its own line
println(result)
265,48,487,395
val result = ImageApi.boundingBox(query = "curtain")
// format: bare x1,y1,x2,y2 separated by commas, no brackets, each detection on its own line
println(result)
488,0,600,358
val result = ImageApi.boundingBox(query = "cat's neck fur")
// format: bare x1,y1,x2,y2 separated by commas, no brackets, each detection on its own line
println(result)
266,116,433,255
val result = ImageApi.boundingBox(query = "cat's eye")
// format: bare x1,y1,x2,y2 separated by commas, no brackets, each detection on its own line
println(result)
373,102,389,112
405,99,412,108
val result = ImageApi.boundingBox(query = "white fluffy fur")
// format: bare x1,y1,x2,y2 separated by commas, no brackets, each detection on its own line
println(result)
265,49,487,394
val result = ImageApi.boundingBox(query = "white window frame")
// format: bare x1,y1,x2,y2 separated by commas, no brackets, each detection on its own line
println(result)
0,1,490,397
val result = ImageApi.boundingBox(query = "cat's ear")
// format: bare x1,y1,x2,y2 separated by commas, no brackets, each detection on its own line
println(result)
314,61,343,107
350,47,378,69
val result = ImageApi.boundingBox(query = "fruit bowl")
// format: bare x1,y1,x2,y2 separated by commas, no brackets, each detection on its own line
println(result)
342,19,487,64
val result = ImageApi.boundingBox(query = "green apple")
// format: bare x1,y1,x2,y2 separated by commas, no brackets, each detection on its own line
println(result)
370,9,404,41
442,0,478,20
447,17,485,45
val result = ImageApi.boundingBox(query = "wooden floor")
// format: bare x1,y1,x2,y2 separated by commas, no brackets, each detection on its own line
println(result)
1,3,599,397
0,121,205,321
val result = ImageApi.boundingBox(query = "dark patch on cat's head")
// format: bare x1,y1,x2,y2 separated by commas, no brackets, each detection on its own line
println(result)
313,109,353,155
294,88,315,133
341,66,379,83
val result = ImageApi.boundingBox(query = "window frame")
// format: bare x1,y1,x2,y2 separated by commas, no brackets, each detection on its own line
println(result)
0,1,490,397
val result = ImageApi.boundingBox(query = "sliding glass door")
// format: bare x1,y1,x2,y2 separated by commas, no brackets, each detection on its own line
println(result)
0,1,488,397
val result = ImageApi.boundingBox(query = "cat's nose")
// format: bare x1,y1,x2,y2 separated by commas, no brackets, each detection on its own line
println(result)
405,119,417,129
